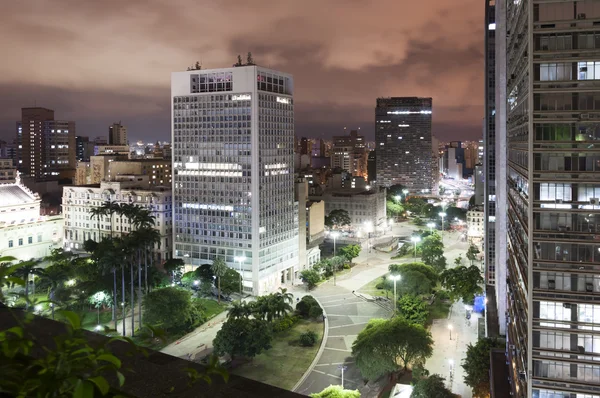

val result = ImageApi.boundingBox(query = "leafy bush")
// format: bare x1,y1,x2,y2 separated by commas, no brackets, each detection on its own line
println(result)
435,289,451,301
273,315,299,332
309,305,323,319
296,295,319,318
143,287,202,333
343,263,351,270
299,330,318,347
300,269,321,289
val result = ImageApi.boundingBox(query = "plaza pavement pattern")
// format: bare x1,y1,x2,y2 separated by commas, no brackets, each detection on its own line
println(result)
294,283,391,397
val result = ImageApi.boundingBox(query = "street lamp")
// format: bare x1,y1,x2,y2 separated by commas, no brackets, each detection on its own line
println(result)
364,221,373,265
439,212,447,243
427,222,435,234
395,195,401,202
390,274,401,312
410,236,421,260
448,323,453,340
234,256,246,298
330,231,340,286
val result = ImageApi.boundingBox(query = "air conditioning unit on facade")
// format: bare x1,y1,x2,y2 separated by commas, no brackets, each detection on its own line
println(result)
590,198,599,205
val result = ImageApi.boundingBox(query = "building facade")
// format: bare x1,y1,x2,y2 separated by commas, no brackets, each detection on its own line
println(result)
499,1,600,396
466,206,484,247
16,107,76,179
76,136,90,162
0,175,63,261
171,65,298,295
0,159,17,183
485,0,499,292
107,159,172,186
109,123,127,146
62,177,172,262
375,97,435,191
330,129,368,178
310,187,387,230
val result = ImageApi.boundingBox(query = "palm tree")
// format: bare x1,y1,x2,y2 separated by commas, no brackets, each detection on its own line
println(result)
227,301,253,320
40,264,69,320
271,288,294,319
13,259,43,310
100,200,120,237
95,238,121,322
211,256,228,304
89,206,107,242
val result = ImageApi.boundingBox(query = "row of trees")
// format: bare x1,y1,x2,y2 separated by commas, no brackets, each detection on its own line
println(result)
299,244,361,289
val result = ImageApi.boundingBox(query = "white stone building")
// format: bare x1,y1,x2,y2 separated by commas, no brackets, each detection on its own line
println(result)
0,176,63,261
466,206,484,246
62,176,173,262
171,65,298,295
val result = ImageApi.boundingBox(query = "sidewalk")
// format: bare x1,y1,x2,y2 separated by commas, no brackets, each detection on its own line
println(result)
161,309,230,360
426,300,478,398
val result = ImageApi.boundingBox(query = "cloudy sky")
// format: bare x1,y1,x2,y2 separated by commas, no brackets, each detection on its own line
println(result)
0,0,484,143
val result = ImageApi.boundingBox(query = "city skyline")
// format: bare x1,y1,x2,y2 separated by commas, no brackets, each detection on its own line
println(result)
0,0,484,143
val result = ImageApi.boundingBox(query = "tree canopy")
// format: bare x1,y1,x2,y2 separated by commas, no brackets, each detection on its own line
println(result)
411,374,455,398
420,233,447,273
397,295,429,325
466,244,481,266
325,209,352,228
389,262,438,284
339,244,361,262
387,200,404,218
213,317,273,359
351,317,433,380
462,338,504,398
143,287,201,333
440,265,483,303
310,385,361,398
219,268,241,296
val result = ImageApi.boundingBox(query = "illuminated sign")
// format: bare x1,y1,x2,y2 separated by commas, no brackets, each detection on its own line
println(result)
398,124,410,127
276,97,290,104
387,110,432,115
232,94,251,101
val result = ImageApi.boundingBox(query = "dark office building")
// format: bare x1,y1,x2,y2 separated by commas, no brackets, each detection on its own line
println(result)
367,150,376,183
374,97,435,191
75,136,90,162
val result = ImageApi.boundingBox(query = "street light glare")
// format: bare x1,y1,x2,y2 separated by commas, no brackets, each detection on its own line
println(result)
448,324,453,330
390,274,401,281
410,236,421,243
439,212,447,217
330,231,340,238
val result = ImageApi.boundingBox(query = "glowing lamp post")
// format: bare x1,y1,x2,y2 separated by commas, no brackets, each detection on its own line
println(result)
439,212,447,243
410,236,421,260
427,222,435,234
448,323,453,340
330,231,340,286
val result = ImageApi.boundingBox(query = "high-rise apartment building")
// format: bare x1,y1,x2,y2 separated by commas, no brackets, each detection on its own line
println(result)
16,107,76,179
171,65,298,295
76,136,90,162
497,1,600,396
109,122,127,145
330,129,368,178
375,97,435,191
485,0,499,292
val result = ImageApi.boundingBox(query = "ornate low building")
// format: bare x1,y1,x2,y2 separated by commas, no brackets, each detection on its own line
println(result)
61,175,173,262
0,174,63,260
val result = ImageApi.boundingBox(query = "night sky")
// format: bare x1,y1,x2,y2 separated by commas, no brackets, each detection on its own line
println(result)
0,0,484,143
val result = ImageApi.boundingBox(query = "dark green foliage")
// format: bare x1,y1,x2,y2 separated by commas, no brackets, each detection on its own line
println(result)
397,295,429,325
352,317,433,380
412,216,425,226
142,287,202,333
420,233,447,273
411,374,454,398
387,200,404,218
252,288,294,322
309,305,323,319
296,295,320,318
299,330,318,347
273,315,299,332
213,318,273,359
446,206,467,222
195,264,214,283
219,268,241,296
435,289,451,301
181,271,196,287
300,269,321,289
462,338,504,397
339,244,361,262
466,244,481,266
324,209,351,228
441,265,484,303
389,262,438,284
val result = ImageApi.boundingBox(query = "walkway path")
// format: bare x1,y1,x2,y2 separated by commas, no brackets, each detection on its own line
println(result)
294,282,391,398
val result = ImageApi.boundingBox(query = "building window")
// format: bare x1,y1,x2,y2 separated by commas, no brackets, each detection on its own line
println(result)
8,240,13,248
18,238,23,246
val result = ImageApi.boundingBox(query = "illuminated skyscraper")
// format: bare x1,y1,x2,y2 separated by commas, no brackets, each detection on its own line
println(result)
171,65,298,295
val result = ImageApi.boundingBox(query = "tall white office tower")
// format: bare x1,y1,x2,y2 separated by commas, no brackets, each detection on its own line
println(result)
496,0,600,397
171,65,298,295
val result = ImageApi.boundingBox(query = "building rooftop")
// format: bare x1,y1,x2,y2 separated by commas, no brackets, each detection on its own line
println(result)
0,303,305,398
0,183,38,205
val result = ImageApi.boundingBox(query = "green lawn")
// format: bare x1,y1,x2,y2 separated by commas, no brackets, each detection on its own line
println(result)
196,298,228,320
358,274,391,298
232,319,324,390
